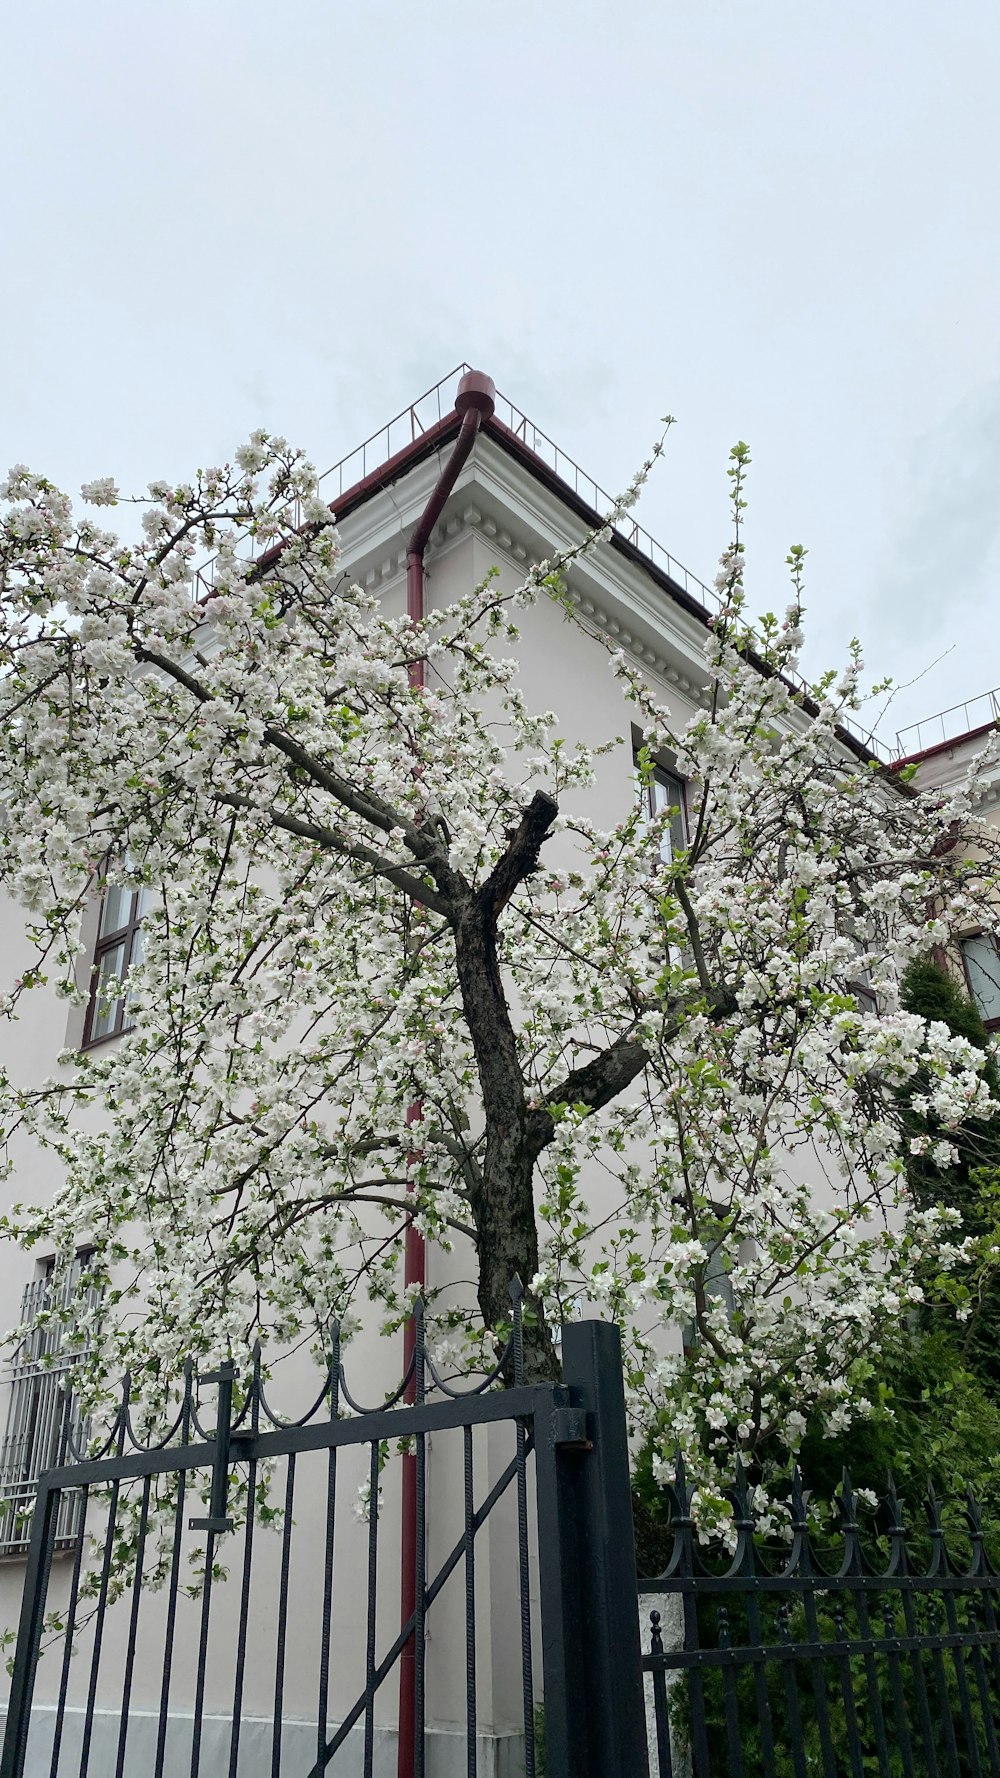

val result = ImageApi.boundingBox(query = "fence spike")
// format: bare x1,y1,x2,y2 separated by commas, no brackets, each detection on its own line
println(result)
836,1466,864,1577
925,1478,959,1582
839,1464,857,1519
966,1485,998,1582
787,1463,818,1578
879,1470,910,1576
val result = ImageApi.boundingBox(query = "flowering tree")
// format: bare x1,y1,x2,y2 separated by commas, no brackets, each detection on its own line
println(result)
0,429,998,1509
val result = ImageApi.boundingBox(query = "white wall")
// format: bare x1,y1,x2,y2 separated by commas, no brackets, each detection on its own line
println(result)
0,456,709,1749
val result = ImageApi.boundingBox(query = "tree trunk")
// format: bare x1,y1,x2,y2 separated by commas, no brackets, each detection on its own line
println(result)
452,897,558,1382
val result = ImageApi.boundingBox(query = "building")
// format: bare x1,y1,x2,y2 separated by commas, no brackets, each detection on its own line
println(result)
0,365,996,1773
892,694,1000,1023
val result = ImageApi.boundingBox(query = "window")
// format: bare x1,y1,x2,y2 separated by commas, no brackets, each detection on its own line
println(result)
0,1253,100,1555
961,934,1000,1026
844,940,878,1016
848,975,878,1018
83,881,150,1046
639,758,689,865
681,1242,735,1356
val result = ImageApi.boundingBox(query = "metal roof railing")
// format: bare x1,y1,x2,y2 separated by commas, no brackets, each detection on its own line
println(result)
190,364,892,762
896,688,1000,759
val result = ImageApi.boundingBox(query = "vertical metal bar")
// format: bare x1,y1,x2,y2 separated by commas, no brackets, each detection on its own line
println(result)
0,1480,58,1778
154,1468,188,1778
511,1284,536,1778
927,1601,964,1778
830,1599,865,1778
777,1597,811,1778
206,1364,235,1527
647,1613,673,1778
680,1576,710,1773
189,1525,219,1778
967,1594,1000,1774
414,1310,426,1778
227,1457,258,1778
316,1346,339,1778
744,1587,778,1774
940,1586,984,1778
794,1582,834,1778
558,1320,649,1778
516,1415,536,1778
271,1454,297,1778
899,1587,942,1778
113,1474,151,1778
976,1580,1000,1700
533,1397,586,1778
49,1486,90,1778
154,1371,192,1778
879,1594,916,1776
463,1425,476,1778
716,1605,744,1778
78,1476,122,1778
851,1581,893,1778
363,1442,380,1778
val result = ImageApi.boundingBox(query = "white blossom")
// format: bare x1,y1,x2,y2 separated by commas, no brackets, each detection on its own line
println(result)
0,427,996,1524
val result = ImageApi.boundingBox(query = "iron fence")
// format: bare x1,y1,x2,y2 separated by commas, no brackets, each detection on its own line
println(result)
0,1296,646,1778
640,1455,1000,1778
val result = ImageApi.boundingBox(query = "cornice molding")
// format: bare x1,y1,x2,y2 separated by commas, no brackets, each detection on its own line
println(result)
332,437,714,703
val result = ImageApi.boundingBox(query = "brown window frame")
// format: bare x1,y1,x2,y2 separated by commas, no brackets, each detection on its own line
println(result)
82,885,146,1048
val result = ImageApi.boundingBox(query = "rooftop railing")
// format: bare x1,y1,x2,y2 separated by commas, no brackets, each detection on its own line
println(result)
896,688,1000,759
191,363,892,762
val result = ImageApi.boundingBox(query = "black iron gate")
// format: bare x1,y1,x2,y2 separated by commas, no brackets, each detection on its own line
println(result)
640,1455,1000,1778
0,1299,647,1778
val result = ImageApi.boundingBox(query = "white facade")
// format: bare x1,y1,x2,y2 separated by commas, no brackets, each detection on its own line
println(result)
0,386,717,1770
1,374,997,1770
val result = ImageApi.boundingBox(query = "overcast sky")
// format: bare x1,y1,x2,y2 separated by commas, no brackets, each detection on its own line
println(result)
3,0,998,748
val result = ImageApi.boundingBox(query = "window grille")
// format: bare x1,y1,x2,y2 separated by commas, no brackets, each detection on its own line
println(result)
82,881,150,1047
961,932,1000,1026
0,1255,100,1556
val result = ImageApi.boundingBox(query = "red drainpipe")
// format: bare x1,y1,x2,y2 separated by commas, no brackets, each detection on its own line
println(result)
398,369,495,1778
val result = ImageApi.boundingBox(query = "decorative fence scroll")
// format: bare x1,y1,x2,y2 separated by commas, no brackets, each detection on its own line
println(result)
640,1455,1000,1778
0,1294,647,1778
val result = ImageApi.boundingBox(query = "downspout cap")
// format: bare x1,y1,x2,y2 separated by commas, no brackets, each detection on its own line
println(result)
455,369,496,420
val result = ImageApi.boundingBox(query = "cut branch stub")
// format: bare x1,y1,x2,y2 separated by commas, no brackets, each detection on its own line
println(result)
478,790,558,925
525,1035,650,1158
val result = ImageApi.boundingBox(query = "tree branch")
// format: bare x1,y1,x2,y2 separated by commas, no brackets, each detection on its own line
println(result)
479,791,558,925
525,1034,651,1157
212,791,453,918
134,642,464,900
673,875,714,996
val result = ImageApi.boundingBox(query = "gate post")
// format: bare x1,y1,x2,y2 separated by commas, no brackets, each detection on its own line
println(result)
535,1321,649,1778
534,1383,589,1778
0,1481,58,1778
